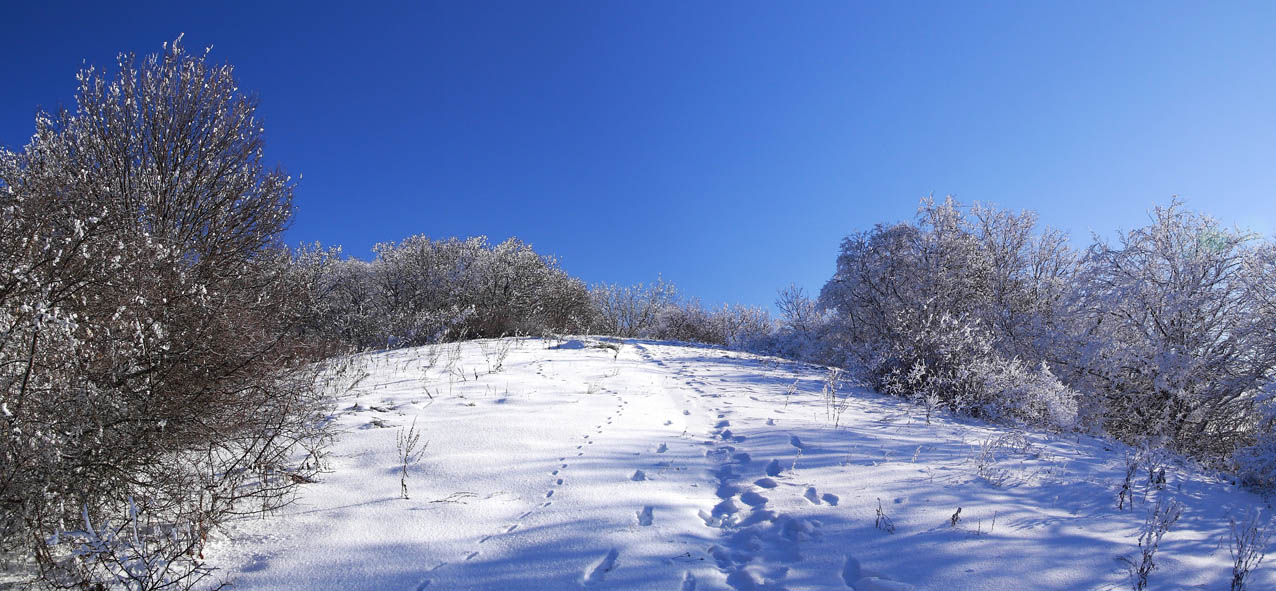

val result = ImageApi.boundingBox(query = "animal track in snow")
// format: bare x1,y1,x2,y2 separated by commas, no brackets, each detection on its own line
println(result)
804,487,821,504
582,548,620,585
764,459,783,476
740,491,768,507
636,506,653,526
842,553,914,590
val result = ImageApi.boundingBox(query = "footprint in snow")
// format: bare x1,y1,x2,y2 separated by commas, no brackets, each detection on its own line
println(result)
680,572,696,591
582,549,620,585
804,487,821,505
822,493,840,506
631,470,647,481
842,554,914,591
657,443,668,453
765,459,783,477
636,506,654,526
753,477,778,489
789,435,805,450
740,491,768,507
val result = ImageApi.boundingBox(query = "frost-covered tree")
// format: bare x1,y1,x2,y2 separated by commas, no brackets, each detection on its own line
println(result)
300,235,594,350
0,37,327,588
1069,204,1276,457
768,285,836,362
650,300,772,348
590,278,679,338
818,197,1079,428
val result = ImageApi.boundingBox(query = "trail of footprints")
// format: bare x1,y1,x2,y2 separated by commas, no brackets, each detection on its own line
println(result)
419,377,634,589
431,345,912,590
658,350,905,591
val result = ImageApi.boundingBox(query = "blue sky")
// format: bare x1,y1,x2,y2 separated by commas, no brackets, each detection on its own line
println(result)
4,2,1275,309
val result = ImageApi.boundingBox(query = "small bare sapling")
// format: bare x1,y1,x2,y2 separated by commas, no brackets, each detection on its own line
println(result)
823,368,851,429
1229,509,1271,591
396,418,428,499
1119,497,1183,591
1118,453,1140,511
875,498,896,534
783,379,799,409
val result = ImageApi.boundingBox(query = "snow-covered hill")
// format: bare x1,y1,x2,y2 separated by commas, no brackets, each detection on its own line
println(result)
204,338,1273,590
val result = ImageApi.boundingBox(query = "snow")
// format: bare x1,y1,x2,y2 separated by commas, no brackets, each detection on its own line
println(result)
203,338,1275,590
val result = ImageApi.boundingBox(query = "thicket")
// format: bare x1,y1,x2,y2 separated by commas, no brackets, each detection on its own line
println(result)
293,235,593,349
813,197,1276,485
292,247,775,352
0,39,330,589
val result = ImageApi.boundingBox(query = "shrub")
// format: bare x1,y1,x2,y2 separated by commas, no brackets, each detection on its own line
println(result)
0,38,327,588
1068,203,1276,458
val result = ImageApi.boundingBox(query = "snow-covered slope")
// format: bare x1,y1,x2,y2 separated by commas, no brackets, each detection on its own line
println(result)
203,338,1273,590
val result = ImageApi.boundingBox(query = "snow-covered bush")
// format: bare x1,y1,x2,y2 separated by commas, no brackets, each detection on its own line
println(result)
0,38,329,588
301,235,594,350
1232,385,1276,489
1068,203,1276,459
650,300,772,348
818,197,1081,429
589,278,679,338
768,285,838,364
816,196,1276,479
975,359,1079,430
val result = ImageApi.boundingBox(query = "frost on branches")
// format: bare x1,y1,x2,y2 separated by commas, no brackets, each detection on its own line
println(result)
0,37,329,589
816,197,1276,483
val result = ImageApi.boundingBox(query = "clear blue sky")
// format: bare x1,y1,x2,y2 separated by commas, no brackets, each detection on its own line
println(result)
4,2,1275,310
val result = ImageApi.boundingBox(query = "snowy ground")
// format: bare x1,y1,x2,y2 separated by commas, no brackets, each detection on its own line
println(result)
203,338,1274,591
